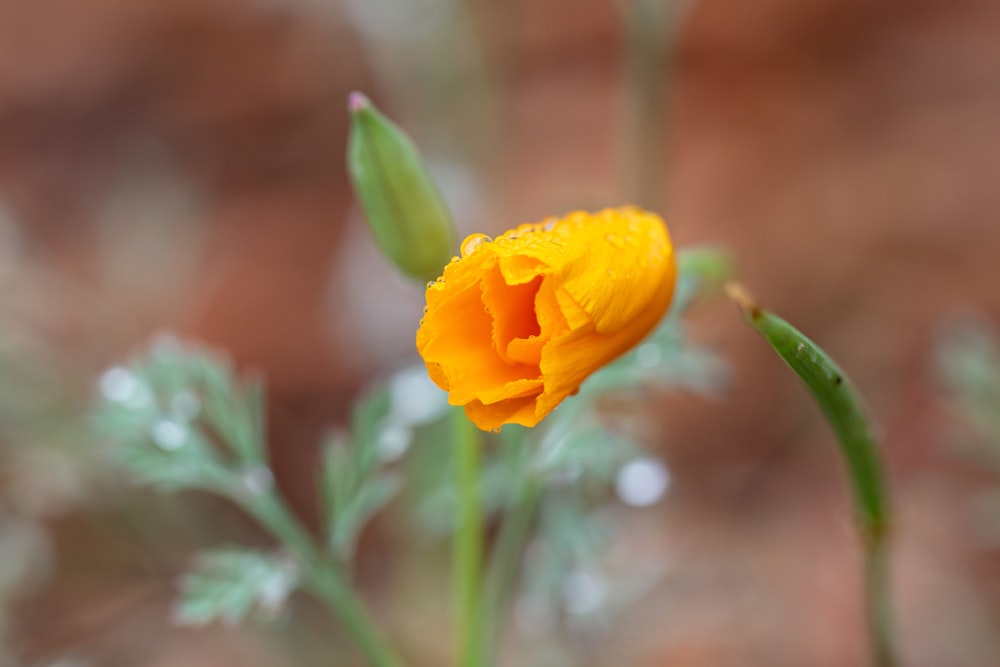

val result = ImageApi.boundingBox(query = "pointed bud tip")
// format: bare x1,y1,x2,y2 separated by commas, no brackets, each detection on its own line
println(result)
724,281,763,321
348,91,371,114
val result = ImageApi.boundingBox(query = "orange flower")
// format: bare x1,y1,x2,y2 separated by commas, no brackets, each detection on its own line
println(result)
416,207,677,431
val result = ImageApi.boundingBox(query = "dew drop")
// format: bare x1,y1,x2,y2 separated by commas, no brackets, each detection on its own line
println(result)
562,570,607,615
99,366,153,409
604,234,625,249
170,391,201,421
636,343,661,369
152,419,188,451
258,559,297,613
99,367,139,403
376,423,412,462
241,466,275,495
489,427,502,435
461,234,492,256
616,458,670,507
389,367,448,426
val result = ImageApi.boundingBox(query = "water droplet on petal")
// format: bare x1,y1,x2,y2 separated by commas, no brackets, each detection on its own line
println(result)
604,233,625,249
461,234,492,257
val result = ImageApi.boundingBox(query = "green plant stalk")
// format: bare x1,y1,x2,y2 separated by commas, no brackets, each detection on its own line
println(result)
242,490,401,667
453,410,486,667
484,477,543,657
866,533,894,667
621,0,672,211
726,282,896,667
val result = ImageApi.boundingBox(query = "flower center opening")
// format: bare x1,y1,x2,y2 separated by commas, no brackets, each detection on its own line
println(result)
483,272,544,368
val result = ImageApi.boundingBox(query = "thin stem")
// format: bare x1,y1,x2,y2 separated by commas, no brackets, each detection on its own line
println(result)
453,411,486,667
866,532,896,667
484,478,542,658
244,491,401,667
622,0,672,211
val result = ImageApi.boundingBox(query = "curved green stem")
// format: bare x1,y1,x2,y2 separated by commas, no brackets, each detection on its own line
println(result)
727,282,897,667
245,491,401,667
453,411,486,667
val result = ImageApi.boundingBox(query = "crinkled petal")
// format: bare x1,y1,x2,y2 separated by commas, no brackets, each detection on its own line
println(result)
464,394,539,430
552,208,674,334
418,249,538,405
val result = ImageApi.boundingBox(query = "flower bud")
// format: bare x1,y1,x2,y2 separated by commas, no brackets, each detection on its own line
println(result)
347,92,457,282
417,207,677,431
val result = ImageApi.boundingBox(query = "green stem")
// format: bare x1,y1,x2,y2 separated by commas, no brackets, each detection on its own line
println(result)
727,283,897,667
484,478,542,657
622,0,672,211
453,411,486,667
245,491,401,667
866,533,896,667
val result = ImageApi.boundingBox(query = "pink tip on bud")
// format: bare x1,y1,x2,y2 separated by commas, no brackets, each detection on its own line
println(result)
348,91,370,113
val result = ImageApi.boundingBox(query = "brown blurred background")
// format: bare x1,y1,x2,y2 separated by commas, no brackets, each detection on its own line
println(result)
2,0,1000,665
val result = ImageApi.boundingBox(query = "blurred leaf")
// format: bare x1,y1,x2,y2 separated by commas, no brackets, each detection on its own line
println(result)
533,404,637,488
320,387,402,560
174,548,298,626
583,251,730,399
936,317,1000,453
352,386,393,475
114,430,229,493
676,246,734,294
94,340,276,496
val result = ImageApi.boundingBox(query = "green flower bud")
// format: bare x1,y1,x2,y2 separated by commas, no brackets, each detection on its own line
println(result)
347,92,457,283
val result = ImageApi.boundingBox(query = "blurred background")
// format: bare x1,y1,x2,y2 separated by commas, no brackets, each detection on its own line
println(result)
2,0,1000,665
